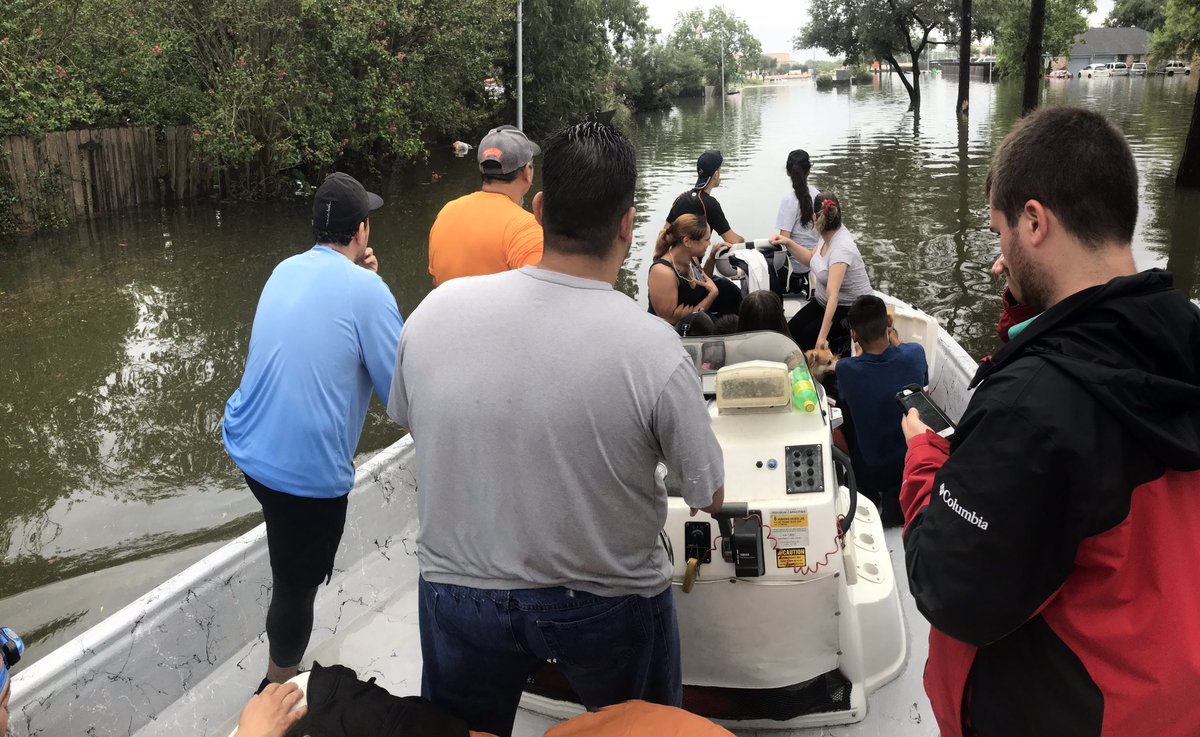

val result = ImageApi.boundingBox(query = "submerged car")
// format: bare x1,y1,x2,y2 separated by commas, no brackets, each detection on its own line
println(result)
1047,69,1072,79
1159,60,1192,76
1131,63,1148,75
1079,63,1110,78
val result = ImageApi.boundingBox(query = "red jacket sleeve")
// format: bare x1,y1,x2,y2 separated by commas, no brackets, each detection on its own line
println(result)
900,431,951,532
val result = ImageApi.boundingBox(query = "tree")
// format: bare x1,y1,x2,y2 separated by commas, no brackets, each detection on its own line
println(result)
1105,0,1166,32
668,7,763,93
796,0,957,110
975,0,1094,79
165,0,515,195
756,54,780,73
511,0,649,136
1149,0,1200,187
615,37,706,111
1023,0,1048,113
0,0,514,195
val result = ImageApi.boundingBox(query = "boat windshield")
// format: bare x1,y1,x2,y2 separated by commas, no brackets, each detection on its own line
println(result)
680,330,802,393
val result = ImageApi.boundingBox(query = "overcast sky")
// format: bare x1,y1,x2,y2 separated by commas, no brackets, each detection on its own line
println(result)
642,0,1116,59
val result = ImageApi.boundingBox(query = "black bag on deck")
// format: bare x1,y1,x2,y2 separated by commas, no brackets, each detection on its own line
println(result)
284,662,470,737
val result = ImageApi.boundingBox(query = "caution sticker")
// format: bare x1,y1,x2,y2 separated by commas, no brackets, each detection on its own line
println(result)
777,547,807,568
770,509,810,548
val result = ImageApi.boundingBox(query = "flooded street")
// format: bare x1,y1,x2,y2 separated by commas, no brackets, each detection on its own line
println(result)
2,74,1197,661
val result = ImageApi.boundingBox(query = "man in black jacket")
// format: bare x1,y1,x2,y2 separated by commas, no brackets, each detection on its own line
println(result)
899,106,1200,737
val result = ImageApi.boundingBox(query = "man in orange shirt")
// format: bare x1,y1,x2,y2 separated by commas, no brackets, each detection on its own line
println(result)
428,125,543,286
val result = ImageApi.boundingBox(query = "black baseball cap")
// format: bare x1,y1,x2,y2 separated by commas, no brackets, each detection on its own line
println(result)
312,172,383,236
694,150,723,190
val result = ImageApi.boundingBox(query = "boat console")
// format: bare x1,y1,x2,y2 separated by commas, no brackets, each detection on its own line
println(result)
523,330,908,729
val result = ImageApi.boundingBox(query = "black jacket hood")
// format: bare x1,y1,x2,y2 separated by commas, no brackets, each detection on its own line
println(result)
974,270,1200,471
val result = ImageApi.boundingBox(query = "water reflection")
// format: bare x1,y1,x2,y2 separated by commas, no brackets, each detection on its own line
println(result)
0,75,1194,659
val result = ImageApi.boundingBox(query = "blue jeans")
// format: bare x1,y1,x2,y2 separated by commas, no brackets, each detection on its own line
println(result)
418,577,682,737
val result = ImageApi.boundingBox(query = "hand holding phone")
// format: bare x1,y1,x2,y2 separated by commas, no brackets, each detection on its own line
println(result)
895,384,955,438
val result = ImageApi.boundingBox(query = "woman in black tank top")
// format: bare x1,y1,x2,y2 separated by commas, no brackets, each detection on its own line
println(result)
647,214,723,326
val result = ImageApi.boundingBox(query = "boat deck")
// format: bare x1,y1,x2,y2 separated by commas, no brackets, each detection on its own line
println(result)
13,287,968,737
159,527,934,737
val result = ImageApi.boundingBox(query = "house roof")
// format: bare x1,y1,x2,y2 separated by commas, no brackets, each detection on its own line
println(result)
1069,27,1151,57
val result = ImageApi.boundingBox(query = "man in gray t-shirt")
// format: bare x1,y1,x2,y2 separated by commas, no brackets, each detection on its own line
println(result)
387,122,724,737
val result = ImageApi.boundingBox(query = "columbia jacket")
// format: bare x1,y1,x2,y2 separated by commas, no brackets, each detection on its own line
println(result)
900,270,1200,737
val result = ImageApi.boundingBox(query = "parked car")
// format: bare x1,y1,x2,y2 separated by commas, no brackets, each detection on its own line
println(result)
1105,62,1129,76
1158,60,1192,76
1047,69,1072,79
1131,62,1148,75
1079,63,1110,78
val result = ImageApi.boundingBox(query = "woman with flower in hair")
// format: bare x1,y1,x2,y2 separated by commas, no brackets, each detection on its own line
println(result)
771,193,873,354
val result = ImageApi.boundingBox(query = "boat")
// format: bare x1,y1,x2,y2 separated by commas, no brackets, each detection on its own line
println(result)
10,239,978,736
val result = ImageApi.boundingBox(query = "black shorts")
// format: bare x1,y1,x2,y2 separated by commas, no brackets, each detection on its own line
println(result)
245,474,349,588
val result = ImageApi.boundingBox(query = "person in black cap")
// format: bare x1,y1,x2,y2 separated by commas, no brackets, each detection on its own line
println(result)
662,150,744,318
665,149,745,245
427,124,543,286
223,171,404,693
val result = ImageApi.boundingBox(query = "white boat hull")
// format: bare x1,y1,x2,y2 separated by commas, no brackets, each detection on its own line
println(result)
11,291,977,737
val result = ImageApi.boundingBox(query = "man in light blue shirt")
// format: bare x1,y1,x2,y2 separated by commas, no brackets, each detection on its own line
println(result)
223,172,403,692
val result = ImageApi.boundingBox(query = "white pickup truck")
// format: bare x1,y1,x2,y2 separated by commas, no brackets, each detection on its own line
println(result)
1158,60,1192,76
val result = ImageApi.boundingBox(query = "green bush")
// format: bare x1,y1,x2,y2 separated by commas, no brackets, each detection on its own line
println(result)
0,0,679,200
0,0,513,196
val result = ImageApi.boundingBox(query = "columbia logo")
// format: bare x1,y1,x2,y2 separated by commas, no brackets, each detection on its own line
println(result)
938,483,989,531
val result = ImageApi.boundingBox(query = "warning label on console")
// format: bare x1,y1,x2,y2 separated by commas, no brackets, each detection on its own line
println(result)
770,510,810,547
771,509,810,569
777,547,807,568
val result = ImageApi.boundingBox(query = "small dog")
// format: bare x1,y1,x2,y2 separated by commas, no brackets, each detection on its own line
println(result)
804,344,839,385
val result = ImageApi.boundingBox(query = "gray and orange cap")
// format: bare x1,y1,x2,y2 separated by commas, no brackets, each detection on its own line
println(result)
478,125,541,175
312,172,383,236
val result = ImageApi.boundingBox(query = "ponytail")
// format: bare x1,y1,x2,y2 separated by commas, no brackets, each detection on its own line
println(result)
655,214,710,259
786,149,813,228
654,224,677,259
814,192,842,233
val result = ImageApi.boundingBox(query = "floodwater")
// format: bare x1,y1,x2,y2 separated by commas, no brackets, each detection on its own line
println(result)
1,75,1197,663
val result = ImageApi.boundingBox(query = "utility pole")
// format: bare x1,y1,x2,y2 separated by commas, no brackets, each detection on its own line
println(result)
517,1,524,130
957,0,971,120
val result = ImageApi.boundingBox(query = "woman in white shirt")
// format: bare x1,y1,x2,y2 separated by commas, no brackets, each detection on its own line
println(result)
769,193,874,354
774,149,819,294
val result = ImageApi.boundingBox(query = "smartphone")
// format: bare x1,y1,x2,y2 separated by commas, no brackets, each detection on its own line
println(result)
895,384,955,438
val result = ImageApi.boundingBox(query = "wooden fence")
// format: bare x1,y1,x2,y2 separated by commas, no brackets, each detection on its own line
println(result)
0,126,213,231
